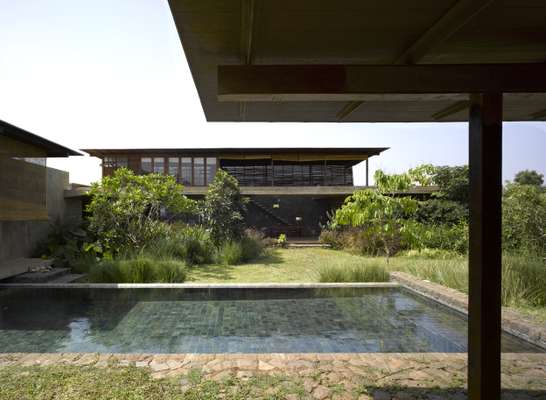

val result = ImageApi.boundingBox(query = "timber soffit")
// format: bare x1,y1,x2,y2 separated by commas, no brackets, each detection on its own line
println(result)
168,0,546,122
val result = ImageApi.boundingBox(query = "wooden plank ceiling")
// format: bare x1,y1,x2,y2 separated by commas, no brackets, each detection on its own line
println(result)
168,0,546,122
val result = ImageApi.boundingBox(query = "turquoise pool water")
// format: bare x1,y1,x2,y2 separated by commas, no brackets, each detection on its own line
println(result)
0,287,541,353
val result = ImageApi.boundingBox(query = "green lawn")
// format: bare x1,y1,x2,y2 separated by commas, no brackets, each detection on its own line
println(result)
186,248,466,283
186,248,546,322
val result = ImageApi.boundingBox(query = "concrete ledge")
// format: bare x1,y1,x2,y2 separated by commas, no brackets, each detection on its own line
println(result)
0,282,400,289
391,271,546,350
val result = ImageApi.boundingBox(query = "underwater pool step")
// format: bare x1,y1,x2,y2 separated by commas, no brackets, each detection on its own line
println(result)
288,243,331,248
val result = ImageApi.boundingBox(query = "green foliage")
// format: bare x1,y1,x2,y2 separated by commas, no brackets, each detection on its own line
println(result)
216,230,266,265
217,241,244,265
318,263,389,282
201,169,247,244
402,221,469,254
34,222,98,272
86,168,195,255
502,183,546,254
88,257,186,283
277,233,288,248
431,165,469,205
415,199,468,225
514,169,544,186
145,224,215,266
332,182,418,258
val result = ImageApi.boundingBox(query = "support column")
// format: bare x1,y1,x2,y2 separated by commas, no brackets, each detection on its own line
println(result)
468,92,503,400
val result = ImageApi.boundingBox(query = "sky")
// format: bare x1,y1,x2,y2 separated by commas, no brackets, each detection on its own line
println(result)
1,0,545,186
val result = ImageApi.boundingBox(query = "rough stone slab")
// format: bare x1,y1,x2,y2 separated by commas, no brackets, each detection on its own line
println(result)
391,271,546,350
0,258,53,280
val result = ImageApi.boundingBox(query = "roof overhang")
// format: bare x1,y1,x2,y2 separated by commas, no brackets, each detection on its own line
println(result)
0,120,82,157
168,0,546,122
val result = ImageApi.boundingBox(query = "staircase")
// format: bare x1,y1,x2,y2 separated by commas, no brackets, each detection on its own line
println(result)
1,259,84,284
249,198,291,226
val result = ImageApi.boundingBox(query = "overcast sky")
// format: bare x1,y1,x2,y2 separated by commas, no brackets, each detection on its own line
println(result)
1,0,545,185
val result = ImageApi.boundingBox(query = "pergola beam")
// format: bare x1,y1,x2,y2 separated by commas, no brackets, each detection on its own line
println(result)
394,0,495,64
218,64,546,101
432,100,470,120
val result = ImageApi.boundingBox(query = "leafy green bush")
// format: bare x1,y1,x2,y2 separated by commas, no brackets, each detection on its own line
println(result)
431,165,469,205
318,263,389,282
86,168,195,256
146,225,215,266
89,257,186,283
216,241,244,265
415,199,468,225
318,229,344,249
514,169,544,186
502,183,546,254
201,170,247,244
402,221,469,254
240,229,266,261
276,233,288,248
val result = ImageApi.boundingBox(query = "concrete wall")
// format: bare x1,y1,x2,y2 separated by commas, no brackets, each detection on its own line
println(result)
0,167,81,263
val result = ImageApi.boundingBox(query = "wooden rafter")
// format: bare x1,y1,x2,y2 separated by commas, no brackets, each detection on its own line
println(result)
335,0,495,120
432,100,470,120
530,108,546,120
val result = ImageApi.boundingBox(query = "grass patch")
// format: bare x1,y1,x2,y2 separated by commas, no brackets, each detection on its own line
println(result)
318,263,389,282
0,365,306,400
88,257,187,283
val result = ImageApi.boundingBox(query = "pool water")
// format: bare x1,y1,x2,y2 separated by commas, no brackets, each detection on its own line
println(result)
0,287,541,353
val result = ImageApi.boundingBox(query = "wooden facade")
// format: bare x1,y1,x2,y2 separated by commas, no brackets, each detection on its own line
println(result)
84,148,387,188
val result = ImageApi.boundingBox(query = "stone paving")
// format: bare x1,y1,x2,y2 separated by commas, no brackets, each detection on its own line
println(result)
1,352,545,399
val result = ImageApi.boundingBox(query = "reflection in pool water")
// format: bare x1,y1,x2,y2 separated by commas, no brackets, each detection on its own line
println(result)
0,287,542,353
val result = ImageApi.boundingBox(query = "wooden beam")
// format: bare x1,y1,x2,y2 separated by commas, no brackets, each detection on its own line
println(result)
394,0,495,64
336,101,363,120
432,100,470,120
218,64,546,101
530,108,546,120
468,93,502,400
240,0,255,64
337,0,494,120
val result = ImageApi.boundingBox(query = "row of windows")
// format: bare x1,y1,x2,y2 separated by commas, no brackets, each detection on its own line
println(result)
140,157,217,186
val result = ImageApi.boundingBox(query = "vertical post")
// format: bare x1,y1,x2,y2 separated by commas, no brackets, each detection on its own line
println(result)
366,158,369,186
468,92,503,400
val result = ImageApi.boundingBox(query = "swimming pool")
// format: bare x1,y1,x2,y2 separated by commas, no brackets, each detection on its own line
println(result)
0,287,541,353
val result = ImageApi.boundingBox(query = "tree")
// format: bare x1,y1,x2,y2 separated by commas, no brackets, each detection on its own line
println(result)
514,169,544,187
502,183,546,254
200,169,248,244
431,165,469,205
332,168,430,259
87,168,194,255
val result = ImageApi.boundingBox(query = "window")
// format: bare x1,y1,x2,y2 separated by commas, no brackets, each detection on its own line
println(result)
104,156,127,169
181,157,192,185
194,157,205,186
141,157,152,173
206,157,217,185
168,157,179,178
153,157,165,174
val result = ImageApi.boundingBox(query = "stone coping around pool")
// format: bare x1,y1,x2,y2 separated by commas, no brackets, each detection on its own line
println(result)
0,282,400,289
1,352,545,397
391,271,546,350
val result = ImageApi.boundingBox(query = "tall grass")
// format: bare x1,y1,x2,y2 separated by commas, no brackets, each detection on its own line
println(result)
88,257,187,283
318,262,389,282
395,253,546,308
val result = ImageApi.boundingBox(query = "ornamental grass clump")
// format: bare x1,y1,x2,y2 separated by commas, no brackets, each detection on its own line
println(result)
318,262,389,283
89,257,186,283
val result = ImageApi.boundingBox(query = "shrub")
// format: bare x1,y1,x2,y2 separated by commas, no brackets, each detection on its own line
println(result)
216,241,244,265
86,168,195,256
201,170,247,244
415,199,468,225
240,229,266,261
276,233,288,248
402,221,469,254
150,225,215,266
89,257,186,283
502,183,546,254
431,165,469,205
514,169,544,186
318,263,389,282
318,229,344,249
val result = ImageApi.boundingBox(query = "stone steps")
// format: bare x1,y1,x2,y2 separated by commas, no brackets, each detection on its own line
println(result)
0,258,54,281
6,267,70,283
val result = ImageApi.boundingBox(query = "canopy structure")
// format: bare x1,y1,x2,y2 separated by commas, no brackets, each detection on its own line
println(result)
167,1,546,398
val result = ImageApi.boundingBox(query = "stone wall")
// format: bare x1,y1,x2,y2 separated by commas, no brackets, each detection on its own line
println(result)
0,167,81,264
